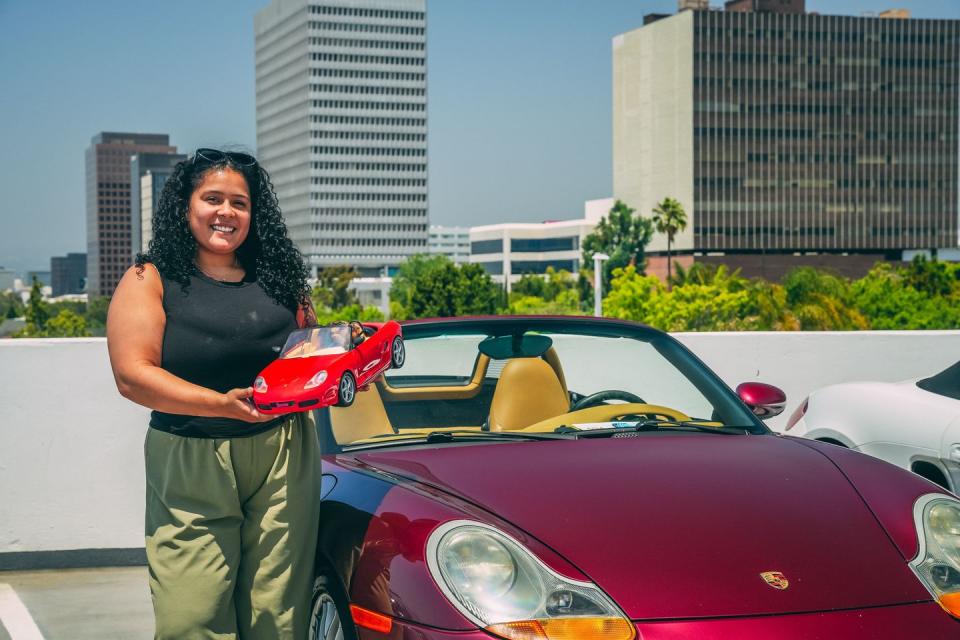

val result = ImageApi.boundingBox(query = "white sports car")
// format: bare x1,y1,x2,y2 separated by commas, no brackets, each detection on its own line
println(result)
785,360,960,492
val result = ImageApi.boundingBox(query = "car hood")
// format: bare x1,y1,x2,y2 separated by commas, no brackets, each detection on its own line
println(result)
259,353,347,390
356,434,930,620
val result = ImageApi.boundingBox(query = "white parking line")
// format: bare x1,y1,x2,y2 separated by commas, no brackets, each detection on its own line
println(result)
0,584,44,640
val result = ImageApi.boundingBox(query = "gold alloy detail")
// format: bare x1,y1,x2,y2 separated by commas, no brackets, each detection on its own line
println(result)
760,571,789,590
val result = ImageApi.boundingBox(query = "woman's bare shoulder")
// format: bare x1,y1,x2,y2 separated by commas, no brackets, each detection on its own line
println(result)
113,263,164,303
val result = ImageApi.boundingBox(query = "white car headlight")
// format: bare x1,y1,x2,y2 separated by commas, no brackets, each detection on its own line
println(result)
910,494,960,618
426,521,635,640
254,376,267,393
303,370,327,389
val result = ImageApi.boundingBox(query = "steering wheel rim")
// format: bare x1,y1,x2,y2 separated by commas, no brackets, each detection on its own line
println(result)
571,389,646,412
520,402,692,433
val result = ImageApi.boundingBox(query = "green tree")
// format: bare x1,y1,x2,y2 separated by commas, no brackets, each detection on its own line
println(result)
44,309,91,337
311,265,359,310
1,291,24,319
581,200,654,292
904,255,957,298
651,197,688,289
781,267,868,330
85,296,110,329
508,290,581,315
314,303,385,325
391,254,502,318
20,279,49,336
511,268,576,301
508,268,581,315
605,264,797,331
852,263,960,329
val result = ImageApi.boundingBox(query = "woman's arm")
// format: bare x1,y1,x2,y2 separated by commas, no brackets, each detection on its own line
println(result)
106,264,271,423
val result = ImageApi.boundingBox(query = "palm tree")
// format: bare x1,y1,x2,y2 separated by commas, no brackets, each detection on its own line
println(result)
651,197,688,290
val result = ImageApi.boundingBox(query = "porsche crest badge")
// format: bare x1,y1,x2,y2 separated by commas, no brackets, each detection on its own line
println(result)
760,571,789,590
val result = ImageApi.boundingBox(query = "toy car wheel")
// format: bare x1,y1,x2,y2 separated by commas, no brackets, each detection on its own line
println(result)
337,371,356,407
308,572,357,640
390,336,405,368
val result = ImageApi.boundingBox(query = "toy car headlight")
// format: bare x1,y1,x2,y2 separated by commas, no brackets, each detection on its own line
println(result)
910,494,960,618
254,376,267,393
426,521,635,640
304,370,328,389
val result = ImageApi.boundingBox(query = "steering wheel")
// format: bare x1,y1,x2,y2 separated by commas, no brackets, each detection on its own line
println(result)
571,390,646,412
520,402,692,433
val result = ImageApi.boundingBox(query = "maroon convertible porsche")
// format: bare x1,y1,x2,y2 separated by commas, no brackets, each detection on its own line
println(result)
309,316,960,640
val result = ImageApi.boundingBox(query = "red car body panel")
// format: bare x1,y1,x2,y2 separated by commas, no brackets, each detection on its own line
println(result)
332,456,590,630
790,437,952,559
254,321,400,414
352,435,932,621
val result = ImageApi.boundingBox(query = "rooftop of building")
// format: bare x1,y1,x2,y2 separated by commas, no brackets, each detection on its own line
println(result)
644,0,916,24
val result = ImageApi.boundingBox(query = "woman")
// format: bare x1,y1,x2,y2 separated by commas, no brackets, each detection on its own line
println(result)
107,148,320,640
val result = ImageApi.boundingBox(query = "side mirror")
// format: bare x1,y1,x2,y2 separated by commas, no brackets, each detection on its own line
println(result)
736,382,786,420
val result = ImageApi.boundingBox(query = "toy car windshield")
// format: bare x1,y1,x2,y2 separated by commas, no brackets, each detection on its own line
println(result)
280,326,351,359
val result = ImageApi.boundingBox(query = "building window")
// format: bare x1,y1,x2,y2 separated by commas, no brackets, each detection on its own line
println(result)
471,239,503,254
510,237,577,252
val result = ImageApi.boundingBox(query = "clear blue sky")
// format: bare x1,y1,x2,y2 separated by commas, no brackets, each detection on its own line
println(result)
0,0,957,274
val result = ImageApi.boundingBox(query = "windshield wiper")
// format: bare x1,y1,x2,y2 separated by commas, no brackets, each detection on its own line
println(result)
344,429,568,451
555,419,752,436
424,430,567,443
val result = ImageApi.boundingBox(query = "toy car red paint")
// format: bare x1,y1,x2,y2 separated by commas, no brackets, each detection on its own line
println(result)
252,320,404,414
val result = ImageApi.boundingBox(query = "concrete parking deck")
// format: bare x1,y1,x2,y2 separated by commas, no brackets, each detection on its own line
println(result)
0,568,152,639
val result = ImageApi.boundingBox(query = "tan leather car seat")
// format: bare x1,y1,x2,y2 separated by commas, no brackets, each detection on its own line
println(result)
488,358,570,432
329,383,395,443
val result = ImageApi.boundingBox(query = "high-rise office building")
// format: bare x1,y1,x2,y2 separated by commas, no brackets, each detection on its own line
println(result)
131,152,187,255
255,0,428,277
86,133,177,297
614,3,960,279
51,253,87,297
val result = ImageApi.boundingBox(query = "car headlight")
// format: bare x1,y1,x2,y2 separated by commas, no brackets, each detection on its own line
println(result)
254,376,267,393
303,370,327,389
910,494,960,617
426,521,635,640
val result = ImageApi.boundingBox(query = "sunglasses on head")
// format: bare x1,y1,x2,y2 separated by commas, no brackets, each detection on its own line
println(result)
192,148,258,168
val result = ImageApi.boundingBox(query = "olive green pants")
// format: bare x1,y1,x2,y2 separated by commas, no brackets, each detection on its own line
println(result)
145,413,321,640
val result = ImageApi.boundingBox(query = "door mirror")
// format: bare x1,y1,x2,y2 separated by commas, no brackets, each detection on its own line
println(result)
736,382,786,420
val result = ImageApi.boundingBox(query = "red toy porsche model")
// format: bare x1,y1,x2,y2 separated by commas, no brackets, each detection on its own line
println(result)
253,320,404,414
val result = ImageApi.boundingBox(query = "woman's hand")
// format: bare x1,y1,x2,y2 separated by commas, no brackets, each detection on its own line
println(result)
221,387,275,423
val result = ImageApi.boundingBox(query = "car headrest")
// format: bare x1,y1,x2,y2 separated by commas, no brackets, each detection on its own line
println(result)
487,358,570,432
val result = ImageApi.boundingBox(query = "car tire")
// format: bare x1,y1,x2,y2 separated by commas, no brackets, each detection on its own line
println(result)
390,336,405,369
337,371,356,407
308,572,357,640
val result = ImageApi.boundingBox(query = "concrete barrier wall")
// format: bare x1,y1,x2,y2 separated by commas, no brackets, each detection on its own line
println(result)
2,332,959,557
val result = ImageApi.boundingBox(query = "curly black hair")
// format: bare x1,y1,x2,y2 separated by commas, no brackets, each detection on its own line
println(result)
135,151,311,313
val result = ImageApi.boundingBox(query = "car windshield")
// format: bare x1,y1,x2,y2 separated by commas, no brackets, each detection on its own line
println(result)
281,326,350,359
321,318,766,450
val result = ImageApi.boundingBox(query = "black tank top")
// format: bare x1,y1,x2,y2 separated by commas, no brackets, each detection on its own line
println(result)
149,268,298,438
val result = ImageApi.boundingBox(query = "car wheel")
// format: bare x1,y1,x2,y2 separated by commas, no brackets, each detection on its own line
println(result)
337,372,356,407
308,573,357,640
390,337,405,368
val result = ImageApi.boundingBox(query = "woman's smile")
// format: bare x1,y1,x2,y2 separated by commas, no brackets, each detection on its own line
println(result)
188,167,252,255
